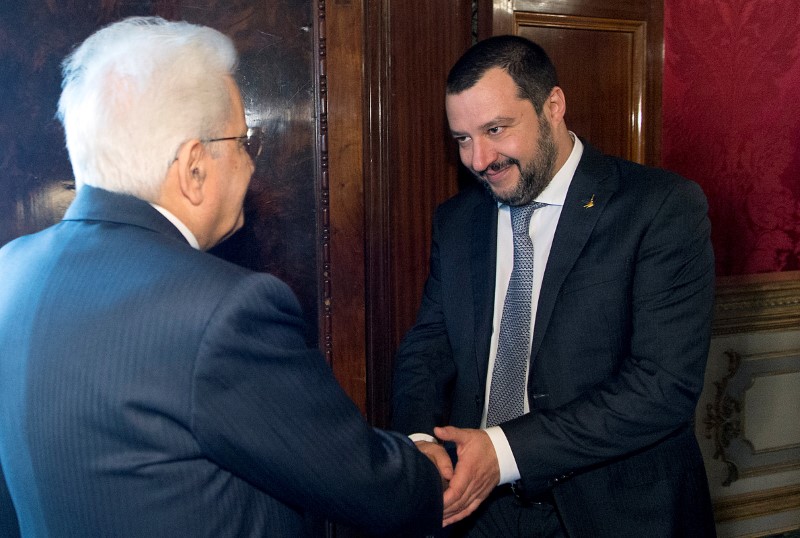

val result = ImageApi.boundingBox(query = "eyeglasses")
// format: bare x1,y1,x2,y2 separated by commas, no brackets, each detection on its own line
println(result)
203,126,264,162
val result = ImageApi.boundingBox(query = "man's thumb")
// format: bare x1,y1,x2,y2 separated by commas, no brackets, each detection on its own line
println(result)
434,425,457,442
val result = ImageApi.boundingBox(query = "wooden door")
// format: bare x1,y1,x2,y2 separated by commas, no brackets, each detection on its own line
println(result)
477,0,664,166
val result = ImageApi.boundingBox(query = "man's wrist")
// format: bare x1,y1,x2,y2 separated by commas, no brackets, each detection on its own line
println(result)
483,426,521,485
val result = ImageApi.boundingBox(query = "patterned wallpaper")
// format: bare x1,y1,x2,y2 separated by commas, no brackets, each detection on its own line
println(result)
663,0,800,276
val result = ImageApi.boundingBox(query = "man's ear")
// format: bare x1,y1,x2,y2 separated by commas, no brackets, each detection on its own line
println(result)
175,139,207,206
544,86,567,126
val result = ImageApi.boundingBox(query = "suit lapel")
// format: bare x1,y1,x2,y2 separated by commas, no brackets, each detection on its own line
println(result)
470,193,498,387
531,144,618,363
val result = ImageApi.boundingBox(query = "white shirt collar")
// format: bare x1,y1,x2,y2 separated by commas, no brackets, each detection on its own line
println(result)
149,203,200,250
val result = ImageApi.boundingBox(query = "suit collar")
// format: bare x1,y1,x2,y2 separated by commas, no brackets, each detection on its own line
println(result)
531,143,618,361
63,185,188,245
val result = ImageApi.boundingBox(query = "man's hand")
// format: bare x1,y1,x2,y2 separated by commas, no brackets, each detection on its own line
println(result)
435,426,500,527
414,440,454,487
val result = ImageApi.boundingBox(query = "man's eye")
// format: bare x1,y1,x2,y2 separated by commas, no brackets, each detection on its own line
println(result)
488,126,503,135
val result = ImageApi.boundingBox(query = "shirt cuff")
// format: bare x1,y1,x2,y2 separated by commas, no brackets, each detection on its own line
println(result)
484,426,521,485
409,432,437,444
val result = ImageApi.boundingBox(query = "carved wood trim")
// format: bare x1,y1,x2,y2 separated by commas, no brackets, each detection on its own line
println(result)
703,345,800,487
514,12,647,162
316,0,333,366
713,483,800,523
704,350,743,487
713,271,800,336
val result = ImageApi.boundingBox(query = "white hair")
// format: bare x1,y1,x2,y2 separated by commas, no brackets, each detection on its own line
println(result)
57,16,238,200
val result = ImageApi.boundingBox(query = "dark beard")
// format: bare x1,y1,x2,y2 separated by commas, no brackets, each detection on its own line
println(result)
477,114,558,206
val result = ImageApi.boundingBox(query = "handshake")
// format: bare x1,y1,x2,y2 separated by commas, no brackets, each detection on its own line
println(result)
414,426,501,528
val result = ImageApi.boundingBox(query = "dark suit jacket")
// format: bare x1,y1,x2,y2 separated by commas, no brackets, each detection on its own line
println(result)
392,143,716,537
0,186,442,537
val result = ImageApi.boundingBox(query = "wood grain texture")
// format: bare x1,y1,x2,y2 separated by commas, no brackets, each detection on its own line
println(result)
363,0,474,427
0,1,322,344
515,13,646,162
478,0,664,166
325,0,369,412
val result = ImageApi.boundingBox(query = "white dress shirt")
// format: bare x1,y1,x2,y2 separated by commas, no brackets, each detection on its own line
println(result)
484,134,583,484
484,133,583,484
409,134,584,485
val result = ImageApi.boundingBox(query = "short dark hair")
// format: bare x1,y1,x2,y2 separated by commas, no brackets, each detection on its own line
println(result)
446,35,559,114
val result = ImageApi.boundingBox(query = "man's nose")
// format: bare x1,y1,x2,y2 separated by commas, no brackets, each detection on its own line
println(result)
470,139,497,173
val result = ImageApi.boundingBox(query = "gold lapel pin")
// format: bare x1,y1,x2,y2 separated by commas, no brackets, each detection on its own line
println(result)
583,194,595,209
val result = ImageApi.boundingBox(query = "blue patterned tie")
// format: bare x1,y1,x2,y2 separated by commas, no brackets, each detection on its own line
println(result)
486,202,546,427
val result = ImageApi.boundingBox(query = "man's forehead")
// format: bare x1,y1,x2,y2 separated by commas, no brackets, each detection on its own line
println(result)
446,88,529,131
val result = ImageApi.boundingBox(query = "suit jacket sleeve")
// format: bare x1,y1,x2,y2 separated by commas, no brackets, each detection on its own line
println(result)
190,272,442,536
392,212,460,436
504,177,715,492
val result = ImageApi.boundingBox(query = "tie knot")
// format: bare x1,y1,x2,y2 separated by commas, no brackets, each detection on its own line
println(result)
509,202,546,236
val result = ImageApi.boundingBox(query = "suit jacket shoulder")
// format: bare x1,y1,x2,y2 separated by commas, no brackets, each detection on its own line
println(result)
0,186,443,537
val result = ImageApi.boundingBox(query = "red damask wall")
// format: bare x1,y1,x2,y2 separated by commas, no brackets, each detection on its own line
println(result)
663,0,800,276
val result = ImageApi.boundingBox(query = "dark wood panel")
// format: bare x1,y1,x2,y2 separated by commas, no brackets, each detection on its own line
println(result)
208,2,321,346
325,0,369,412
0,1,323,344
388,1,474,346
516,14,646,162
478,0,664,166
515,0,652,18
477,0,514,39
364,0,474,427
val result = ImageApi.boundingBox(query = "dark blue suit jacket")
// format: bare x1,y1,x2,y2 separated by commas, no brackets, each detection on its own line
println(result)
0,186,442,537
392,144,717,536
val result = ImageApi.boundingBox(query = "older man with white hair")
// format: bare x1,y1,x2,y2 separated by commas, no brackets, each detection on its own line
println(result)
0,16,442,537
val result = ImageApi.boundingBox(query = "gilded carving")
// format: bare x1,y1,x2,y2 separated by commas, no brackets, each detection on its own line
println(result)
704,350,743,486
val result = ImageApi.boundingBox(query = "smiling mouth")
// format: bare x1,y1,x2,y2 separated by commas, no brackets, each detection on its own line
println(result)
481,158,517,181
